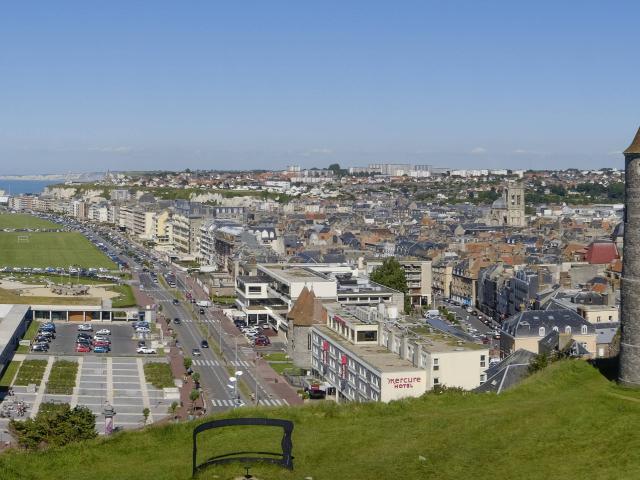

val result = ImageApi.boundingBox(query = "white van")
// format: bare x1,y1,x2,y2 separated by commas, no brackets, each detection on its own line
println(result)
425,309,440,318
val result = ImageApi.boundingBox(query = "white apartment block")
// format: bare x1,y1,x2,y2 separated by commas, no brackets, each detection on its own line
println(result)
310,305,490,402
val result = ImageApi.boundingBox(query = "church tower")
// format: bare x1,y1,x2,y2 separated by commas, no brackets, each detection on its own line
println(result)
620,126,640,386
506,183,525,227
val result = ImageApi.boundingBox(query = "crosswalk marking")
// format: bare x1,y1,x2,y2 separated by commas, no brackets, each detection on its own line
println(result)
192,359,220,367
210,398,289,407
192,359,251,368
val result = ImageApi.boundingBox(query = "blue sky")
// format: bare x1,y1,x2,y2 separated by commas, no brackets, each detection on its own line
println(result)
0,1,638,174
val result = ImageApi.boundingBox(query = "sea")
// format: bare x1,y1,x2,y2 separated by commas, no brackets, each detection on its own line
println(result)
0,180,58,195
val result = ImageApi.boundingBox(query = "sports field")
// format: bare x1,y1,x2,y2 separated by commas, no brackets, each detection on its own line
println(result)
0,232,115,269
0,213,61,229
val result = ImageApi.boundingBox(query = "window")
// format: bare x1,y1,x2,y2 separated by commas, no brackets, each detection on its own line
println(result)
433,365,440,371
356,330,377,342
596,316,601,322
433,358,439,366
480,374,486,384
565,326,572,335
248,285,262,294
433,377,440,385
480,355,486,368
538,326,545,337
581,325,588,335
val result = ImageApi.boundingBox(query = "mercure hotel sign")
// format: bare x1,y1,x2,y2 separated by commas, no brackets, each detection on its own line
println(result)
387,376,422,389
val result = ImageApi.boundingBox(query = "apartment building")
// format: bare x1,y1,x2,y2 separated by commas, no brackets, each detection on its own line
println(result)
366,258,432,307
309,304,489,402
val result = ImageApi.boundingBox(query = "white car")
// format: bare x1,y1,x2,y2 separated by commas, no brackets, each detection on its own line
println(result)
77,324,93,332
136,327,151,334
137,346,156,354
96,328,111,335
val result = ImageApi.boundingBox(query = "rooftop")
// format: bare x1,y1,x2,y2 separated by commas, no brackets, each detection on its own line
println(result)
624,126,640,155
259,264,333,284
314,324,423,373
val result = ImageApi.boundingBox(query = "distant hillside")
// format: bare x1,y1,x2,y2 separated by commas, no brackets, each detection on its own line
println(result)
0,360,639,480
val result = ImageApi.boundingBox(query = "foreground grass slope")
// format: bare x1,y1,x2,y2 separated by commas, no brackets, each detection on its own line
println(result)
1,361,639,480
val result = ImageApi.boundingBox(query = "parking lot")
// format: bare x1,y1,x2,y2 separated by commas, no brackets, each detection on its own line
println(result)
0,354,172,434
34,323,149,356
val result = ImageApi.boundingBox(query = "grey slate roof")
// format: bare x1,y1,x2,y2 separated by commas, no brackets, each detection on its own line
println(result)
502,309,595,338
475,349,536,394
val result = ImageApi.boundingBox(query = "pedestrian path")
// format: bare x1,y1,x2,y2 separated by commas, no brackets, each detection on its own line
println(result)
210,398,289,407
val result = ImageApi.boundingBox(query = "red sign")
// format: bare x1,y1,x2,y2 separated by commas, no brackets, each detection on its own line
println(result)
387,376,422,389
341,354,347,365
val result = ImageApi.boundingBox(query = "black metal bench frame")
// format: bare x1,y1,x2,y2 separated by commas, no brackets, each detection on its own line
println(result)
192,417,294,477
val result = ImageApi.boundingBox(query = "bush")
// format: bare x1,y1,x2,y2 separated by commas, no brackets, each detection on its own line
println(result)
10,403,96,451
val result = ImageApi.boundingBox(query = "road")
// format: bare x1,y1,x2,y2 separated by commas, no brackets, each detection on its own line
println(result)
79,223,279,411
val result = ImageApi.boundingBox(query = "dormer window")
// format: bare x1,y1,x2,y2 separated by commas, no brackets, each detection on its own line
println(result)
565,326,572,335
581,325,588,335
538,327,545,337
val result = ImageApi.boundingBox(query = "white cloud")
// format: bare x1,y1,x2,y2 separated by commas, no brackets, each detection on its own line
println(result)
470,147,486,154
513,148,528,154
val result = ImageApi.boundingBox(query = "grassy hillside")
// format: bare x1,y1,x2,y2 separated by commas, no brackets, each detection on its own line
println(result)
1,360,639,479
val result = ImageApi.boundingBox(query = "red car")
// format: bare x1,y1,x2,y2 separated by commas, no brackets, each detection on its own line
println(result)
93,340,110,347
254,336,271,347
76,344,91,353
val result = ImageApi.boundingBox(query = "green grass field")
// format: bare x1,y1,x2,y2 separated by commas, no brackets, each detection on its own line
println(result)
13,360,47,387
46,360,78,395
110,284,136,308
1,360,639,479
0,232,115,269
143,362,175,389
0,214,61,230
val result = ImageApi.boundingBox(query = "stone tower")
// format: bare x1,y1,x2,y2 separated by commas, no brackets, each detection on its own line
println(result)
506,183,525,227
619,126,640,386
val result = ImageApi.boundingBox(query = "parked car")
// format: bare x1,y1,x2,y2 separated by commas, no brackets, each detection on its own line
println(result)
137,340,146,347
201,340,209,349
31,343,49,352
76,344,91,353
136,346,156,354
191,348,202,357
34,335,52,344
77,324,93,332
94,345,110,353
93,335,111,343
199,308,205,315
136,327,151,334
172,299,179,305
39,323,56,332
37,330,55,339
96,328,111,335
254,336,271,347
93,340,110,347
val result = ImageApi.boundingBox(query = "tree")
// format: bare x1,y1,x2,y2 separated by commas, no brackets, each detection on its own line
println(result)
370,258,410,313
192,372,200,386
189,389,200,414
9,403,96,451
169,401,179,420
142,407,150,425
183,357,192,371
